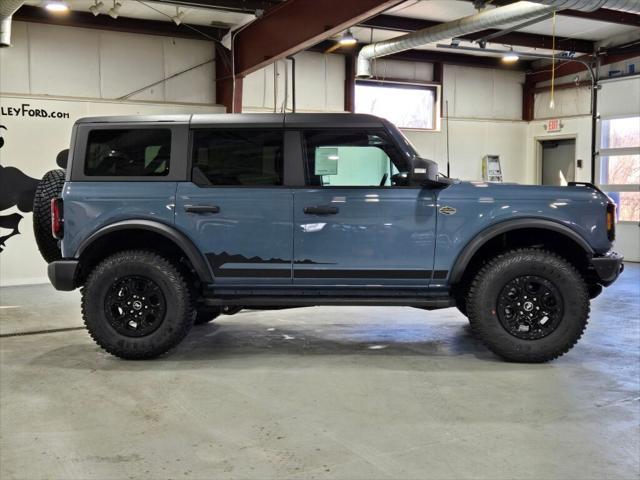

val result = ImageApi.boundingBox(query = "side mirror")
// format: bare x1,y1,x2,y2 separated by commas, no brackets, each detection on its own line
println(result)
408,157,438,185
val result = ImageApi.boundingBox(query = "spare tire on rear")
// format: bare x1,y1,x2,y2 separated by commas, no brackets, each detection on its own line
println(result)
33,169,65,263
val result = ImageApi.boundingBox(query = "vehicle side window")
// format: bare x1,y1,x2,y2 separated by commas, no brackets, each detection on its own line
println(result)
191,129,284,186
85,129,171,177
302,130,405,187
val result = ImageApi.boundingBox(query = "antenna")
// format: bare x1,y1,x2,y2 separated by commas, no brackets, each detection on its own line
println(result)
445,99,451,178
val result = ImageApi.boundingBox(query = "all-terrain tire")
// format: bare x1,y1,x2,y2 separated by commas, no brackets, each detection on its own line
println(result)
33,169,65,263
467,248,589,363
82,250,194,359
194,307,221,325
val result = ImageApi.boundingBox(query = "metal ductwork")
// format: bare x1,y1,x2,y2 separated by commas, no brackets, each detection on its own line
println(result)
529,0,640,11
0,0,26,47
356,0,640,78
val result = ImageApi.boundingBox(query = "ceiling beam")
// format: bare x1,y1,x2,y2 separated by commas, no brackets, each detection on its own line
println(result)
488,1,640,27
13,5,228,41
232,0,404,77
386,48,530,70
309,40,530,71
156,0,281,14
359,14,595,53
558,8,640,27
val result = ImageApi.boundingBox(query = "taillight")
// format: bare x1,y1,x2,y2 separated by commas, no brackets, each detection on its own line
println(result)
606,202,616,242
51,198,64,239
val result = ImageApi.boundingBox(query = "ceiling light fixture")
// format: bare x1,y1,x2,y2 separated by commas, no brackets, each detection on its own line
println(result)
171,6,185,26
44,1,69,12
89,0,104,16
338,30,357,46
108,0,122,19
502,47,519,63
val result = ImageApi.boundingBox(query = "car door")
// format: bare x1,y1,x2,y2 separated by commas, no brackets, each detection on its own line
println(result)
175,127,293,284
292,129,437,287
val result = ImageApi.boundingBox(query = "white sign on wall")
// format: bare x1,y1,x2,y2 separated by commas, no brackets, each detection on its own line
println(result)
0,94,223,285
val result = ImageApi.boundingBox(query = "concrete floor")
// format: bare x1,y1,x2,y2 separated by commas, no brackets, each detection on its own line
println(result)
0,265,638,480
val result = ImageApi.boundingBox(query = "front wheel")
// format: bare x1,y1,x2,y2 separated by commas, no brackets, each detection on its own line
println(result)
467,249,589,363
82,250,194,359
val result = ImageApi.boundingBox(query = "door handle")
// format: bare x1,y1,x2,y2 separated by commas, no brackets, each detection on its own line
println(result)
184,204,220,214
304,206,339,215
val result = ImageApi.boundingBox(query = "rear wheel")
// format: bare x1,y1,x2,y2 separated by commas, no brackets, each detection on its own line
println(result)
467,248,589,362
33,169,65,263
82,250,194,359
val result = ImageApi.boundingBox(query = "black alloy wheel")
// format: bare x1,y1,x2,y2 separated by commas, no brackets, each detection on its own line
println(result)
496,275,563,340
466,248,589,362
105,275,167,337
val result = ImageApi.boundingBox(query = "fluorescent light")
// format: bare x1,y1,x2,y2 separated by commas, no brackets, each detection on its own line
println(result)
89,1,104,16
338,30,357,46
502,48,519,63
45,1,69,12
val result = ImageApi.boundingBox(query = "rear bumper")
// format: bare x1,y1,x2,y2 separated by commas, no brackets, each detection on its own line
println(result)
590,251,624,286
47,260,79,291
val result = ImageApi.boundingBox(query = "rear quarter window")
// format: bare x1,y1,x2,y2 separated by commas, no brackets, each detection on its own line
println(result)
85,129,171,177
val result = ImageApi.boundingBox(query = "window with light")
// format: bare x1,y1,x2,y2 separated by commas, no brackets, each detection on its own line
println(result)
598,116,640,222
355,81,438,130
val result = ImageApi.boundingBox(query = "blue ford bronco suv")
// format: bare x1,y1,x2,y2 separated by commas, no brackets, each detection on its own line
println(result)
36,113,623,362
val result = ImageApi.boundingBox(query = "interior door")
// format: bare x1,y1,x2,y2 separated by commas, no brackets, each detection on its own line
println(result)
175,128,293,284
292,129,437,286
541,139,576,186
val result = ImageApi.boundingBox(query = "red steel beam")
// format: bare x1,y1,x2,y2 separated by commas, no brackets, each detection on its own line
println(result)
344,54,357,112
233,0,404,77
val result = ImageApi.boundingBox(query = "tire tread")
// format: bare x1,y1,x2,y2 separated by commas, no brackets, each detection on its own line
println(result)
81,249,194,359
467,248,589,362
33,169,65,263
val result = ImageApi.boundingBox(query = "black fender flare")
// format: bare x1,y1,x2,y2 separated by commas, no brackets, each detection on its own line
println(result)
449,218,594,284
76,219,214,283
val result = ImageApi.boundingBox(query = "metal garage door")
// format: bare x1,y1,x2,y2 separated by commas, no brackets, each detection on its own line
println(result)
596,76,640,262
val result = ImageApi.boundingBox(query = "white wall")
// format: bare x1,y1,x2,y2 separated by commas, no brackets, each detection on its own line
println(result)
404,119,528,182
243,51,345,112
0,21,216,105
442,65,524,121
0,22,223,286
404,65,527,181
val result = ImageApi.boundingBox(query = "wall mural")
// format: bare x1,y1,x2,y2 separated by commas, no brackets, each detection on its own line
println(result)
0,125,43,252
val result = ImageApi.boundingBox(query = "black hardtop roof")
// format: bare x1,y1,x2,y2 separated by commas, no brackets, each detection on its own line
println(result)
74,112,388,129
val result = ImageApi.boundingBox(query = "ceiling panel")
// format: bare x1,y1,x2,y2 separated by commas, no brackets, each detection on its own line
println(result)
24,0,252,27
384,0,636,42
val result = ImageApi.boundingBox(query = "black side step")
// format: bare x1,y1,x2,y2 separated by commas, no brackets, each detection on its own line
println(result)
202,296,454,309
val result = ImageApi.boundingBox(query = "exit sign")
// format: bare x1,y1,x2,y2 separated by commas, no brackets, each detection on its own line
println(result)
546,118,562,132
